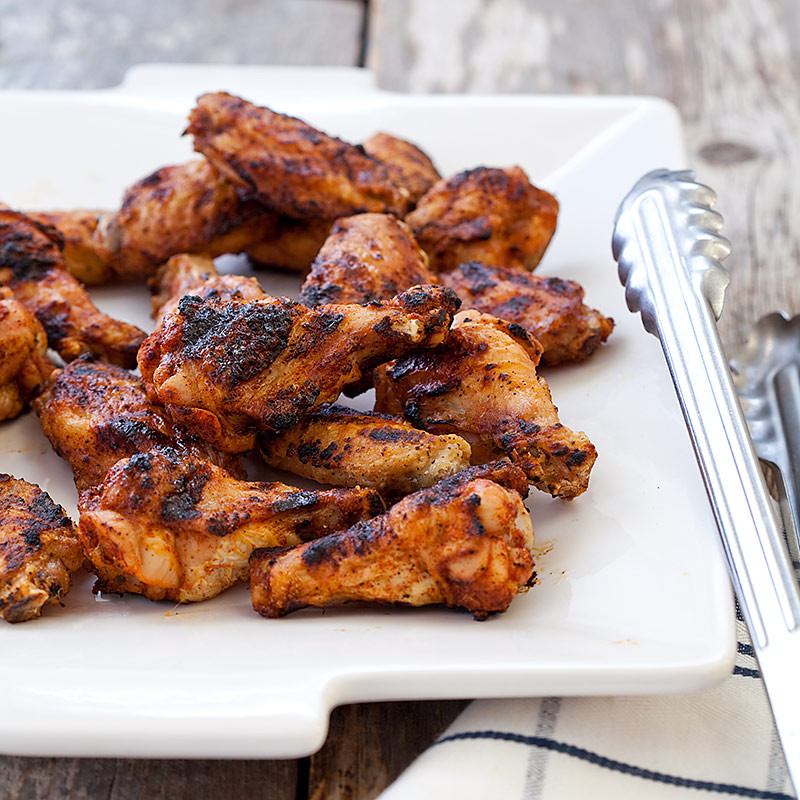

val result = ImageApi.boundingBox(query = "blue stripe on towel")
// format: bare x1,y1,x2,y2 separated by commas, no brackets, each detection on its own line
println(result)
434,731,792,799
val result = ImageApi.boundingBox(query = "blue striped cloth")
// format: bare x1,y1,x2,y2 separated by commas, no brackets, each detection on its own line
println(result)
379,615,795,799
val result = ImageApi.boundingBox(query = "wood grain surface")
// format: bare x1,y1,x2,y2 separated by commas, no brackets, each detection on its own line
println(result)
2,1,799,798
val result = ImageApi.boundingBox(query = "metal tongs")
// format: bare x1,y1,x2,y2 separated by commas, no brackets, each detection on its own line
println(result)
613,170,800,793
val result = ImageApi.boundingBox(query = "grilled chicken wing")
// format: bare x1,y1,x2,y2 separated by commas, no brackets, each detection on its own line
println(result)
260,403,471,493
150,253,265,328
362,132,441,205
78,447,383,602
440,261,614,366
139,285,460,453
406,166,559,273
374,311,596,499
299,213,437,307
34,355,243,492
186,92,412,220
244,215,333,274
0,288,54,421
0,475,83,622
107,159,279,281
250,460,534,619
0,210,146,367
25,210,116,285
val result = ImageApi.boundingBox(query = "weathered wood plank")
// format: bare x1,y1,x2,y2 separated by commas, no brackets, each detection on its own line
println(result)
367,0,800,351
307,701,468,800
0,0,366,89
0,757,297,800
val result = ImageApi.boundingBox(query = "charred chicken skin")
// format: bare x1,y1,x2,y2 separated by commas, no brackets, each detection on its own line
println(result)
186,92,412,220
361,132,441,205
34,355,243,492
374,311,596,499
406,166,559,273
0,210,146,367
138,285,460,453
250,460,534,619
78,447,383,602
0,475,83,623
440,261,614,366
299,213,437,307
149,253,265,328
0,288,54,421
260,403,471,494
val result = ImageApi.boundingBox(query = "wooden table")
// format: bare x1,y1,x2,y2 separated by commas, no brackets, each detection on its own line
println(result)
1,1,798,797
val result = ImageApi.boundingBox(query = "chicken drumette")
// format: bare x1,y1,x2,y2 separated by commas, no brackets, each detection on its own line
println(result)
78,447,383,602
0,210,146,367
440,261,614,366
186,92,412,220
250,460,534,619
299,213,437,307
406,166,559,273
375,311,596,499
260,403,471,494
34,355,242,492
139,285,460,452
0,288,54,421
0,475,83,623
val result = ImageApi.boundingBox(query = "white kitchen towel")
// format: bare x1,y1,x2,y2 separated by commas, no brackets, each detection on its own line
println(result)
379,617,795,799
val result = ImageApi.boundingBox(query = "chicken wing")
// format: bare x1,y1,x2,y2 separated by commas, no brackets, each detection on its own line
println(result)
260,403,471,493
0,288,54,421
299,213,437,307
250,460,534,619
374,311,596,499
107,159,279,281
0,210,146,367
149,253,265,328
440,261,614,366
34,355,243,492
25,210,116,285
406,166,559,273
244,215,333,274
186,92,412,220
138,285,460,453
78,447,383,602
362,132,441,205
0,475,83,623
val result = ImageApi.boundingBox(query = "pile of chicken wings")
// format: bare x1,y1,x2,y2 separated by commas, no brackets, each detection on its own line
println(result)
0,92,613,624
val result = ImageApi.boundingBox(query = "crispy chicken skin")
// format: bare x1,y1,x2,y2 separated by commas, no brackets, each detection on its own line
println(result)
138,285,460,453
186,92,412,220
0,288,54,421
108,159,279,281
0,475,83,623
149,253,265,328
406,166,559,273
78,447,383,602
362,132,441,205
34,356,243,492
374,311,596,499
25,210,116,285
299,213,437,307
0,210,146,367
260,403,471,493
244,216,333,274
250,460,534,619
440,261,614,366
